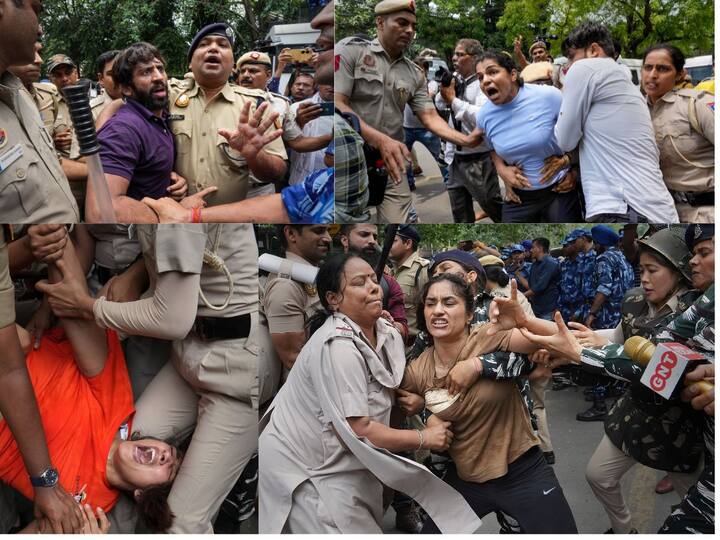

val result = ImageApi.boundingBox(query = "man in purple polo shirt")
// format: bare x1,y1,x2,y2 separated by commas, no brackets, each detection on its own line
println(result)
94,42,189,223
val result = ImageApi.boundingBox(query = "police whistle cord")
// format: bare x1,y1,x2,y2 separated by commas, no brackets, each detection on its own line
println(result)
198,225,234,311
376,224,398,283
62,83,116,223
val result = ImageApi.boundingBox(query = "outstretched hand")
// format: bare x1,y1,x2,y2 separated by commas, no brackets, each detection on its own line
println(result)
218,101,283,158
519,311,582,366
487,279,529,335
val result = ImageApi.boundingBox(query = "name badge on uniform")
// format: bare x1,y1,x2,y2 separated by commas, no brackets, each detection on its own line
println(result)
175,94,190,108
167,114,185,122
0,144,23,173
335,324,354,337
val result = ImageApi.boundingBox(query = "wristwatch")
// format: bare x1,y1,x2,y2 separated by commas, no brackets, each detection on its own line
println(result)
29,467,59,488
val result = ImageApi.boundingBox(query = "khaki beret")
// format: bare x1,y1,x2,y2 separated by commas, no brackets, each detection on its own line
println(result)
375,0,416,15
236,51,272,69
479,255,504,267
521,61,554,83
529,41,547,54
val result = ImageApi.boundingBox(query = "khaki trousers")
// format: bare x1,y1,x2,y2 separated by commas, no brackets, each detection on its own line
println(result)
132,312,260,533
530,375,553,452
585,434,701,533
376,174,413,223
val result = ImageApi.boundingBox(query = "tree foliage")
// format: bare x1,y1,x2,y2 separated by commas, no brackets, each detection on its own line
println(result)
41,0,307,78
336,0,713,66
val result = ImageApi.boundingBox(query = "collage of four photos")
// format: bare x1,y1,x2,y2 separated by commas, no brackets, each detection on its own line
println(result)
0,0,716,535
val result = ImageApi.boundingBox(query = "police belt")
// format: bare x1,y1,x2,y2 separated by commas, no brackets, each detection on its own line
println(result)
192,313,251,341
669,190,714,207
96,264,134,286
452,151,488,163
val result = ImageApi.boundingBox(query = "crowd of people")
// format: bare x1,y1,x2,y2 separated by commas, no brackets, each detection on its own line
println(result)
257,222,714,533
0,0,335,225
0,221,714,534
334,0,714,224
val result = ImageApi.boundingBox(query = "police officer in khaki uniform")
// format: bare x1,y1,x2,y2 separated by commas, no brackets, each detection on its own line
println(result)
235,51,297,197
261,225,329,382
8,40,59,133
0,19,79,222
335,0,482,223
388,224,428,341
648,88,714,222
235,51,330,196
168,24,287,207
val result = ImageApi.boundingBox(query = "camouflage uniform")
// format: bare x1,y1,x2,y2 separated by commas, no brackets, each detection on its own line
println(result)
576,248,597,322
590,247,633,329
657,286,714,534
559,255,582,322
581,287,704,472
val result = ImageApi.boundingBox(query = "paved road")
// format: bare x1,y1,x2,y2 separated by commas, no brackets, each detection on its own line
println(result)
411,143,492,224
383,382,687,533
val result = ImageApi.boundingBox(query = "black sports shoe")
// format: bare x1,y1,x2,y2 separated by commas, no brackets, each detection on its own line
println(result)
395,503,425,533
576,402,607,422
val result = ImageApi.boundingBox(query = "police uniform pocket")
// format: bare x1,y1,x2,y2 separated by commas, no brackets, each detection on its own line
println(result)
0,143,45,217
171,121,192,155
393,81,413,109
216,133,246,170
353,69,384,100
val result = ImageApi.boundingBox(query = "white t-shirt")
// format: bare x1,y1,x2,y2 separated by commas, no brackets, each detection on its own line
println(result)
554,57,678,222
288,92,333,185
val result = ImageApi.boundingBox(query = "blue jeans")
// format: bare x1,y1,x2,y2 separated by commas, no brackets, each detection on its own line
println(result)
404,127,448,186
502,184,582,223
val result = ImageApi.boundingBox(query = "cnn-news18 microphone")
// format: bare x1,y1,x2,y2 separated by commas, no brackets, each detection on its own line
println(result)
624,336,713,400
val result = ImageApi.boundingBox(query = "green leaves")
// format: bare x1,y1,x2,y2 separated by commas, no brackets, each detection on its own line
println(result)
40,0,306,78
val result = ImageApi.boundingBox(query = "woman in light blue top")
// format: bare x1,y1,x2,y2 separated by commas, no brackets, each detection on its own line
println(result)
475,51,581,223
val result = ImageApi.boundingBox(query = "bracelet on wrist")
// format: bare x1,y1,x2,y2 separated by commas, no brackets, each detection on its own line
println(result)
191,207,202,223
415,428,424,451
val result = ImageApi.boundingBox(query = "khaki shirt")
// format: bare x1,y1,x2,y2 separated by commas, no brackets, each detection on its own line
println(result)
30,82,60,133
0,72,79,223
335,37,434,141
262,251,320,334
649,89,714,193
0,227,15,328
167,78,287,206
391,250,429,338
87,224,141,271
136,223,259,318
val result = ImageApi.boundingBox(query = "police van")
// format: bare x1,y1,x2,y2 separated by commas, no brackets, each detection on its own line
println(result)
684,55,713,85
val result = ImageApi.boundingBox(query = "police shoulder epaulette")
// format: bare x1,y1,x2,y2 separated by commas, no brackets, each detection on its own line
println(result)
676,88,701,99
270,92,290,103
333,321,356,339
338,36,372,47
232,85,267,99
168,77,191,90
33,81,58,95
